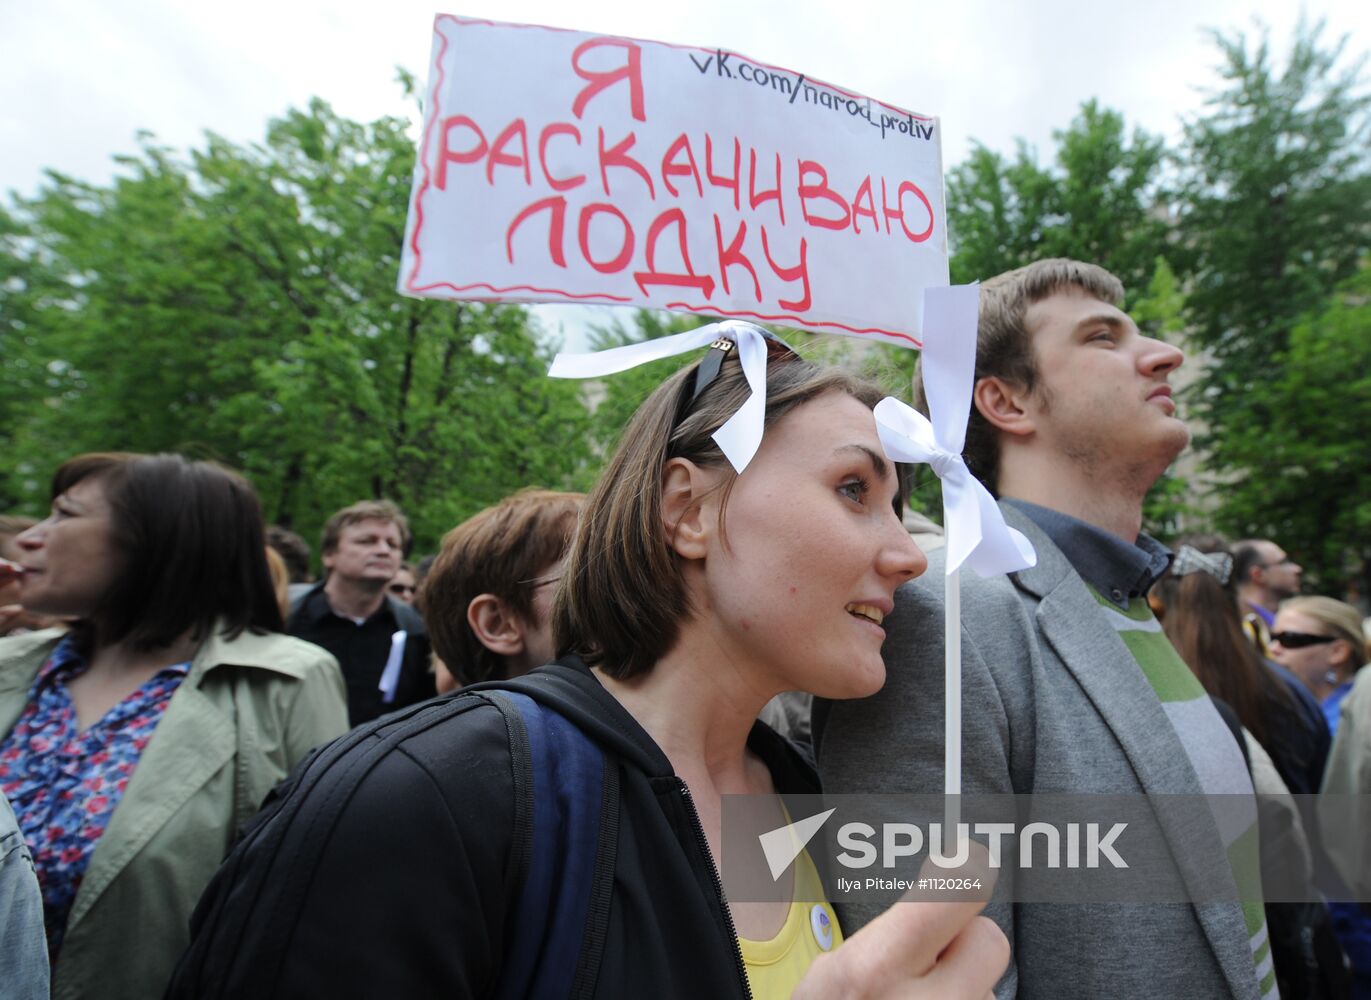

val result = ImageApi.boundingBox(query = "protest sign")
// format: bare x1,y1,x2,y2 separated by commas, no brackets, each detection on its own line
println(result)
400,15,947,346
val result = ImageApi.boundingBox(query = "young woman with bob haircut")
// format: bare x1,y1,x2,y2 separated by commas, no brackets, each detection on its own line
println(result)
0,453,348,999
170,344,1009,999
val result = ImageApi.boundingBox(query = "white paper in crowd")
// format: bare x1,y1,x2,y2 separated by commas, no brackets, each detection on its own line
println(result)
550,320,772,472
874,285,1037,578
378,630,407,704
400,15,946,345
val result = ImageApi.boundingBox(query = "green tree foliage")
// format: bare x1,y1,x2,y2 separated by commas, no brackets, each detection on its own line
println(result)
581,310,712,461
0,203,65,497
946,100,1170,300
1211,259,1371,593
0,100,594,556
1175,19,1371,477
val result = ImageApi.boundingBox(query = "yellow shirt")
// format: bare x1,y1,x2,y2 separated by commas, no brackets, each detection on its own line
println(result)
738,845,843,998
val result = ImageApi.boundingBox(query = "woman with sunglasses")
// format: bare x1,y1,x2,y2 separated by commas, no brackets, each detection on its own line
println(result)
1278,595,1371,1000
1271,596,1368,725
171,337,1007,998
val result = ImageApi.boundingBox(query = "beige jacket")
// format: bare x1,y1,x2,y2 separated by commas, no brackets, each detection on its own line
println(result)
1321,666,1371,899
0,626,348,999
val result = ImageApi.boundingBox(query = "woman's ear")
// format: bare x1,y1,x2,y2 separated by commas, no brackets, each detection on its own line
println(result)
973,376,1036,438
1329,638,1355,673
660,457,717,561
467,594,527,658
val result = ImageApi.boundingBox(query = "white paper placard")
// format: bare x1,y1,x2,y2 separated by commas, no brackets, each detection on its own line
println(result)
400,15,948,348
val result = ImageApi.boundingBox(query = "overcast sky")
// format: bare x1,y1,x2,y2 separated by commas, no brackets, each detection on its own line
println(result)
3,0,1366,343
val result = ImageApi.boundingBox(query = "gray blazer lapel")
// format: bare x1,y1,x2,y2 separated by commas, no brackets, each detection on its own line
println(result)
66,678,234,930
1034,580,1203,795
1003,505,1261,1000
1003,506,1202,792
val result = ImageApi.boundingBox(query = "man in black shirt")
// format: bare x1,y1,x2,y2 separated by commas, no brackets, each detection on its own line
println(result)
288,500,432,725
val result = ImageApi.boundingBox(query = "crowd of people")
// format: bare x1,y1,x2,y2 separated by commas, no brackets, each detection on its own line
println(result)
0,257,1366,999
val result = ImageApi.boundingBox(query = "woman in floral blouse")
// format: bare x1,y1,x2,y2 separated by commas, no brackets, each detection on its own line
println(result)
0,453,348,999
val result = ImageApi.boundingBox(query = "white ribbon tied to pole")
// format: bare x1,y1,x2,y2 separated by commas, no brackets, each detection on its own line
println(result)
548,320,772,473
873,283,1036,824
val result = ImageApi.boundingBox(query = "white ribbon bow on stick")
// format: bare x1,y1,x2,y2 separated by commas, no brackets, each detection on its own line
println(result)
872,283,1036,814
874,284,1037,577
549,320,774,473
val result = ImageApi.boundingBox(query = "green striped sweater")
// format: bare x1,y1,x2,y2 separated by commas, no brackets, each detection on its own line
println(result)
1090,587,1277,1000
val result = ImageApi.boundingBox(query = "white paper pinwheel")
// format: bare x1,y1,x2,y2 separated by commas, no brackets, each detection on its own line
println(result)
874,284,1037,577
549,320,773,474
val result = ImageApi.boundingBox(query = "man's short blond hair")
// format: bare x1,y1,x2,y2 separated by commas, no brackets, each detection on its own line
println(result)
913,258,1124,493
320,499,411,556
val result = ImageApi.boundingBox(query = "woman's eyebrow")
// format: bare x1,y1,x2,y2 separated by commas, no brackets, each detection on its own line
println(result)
833,444,889,480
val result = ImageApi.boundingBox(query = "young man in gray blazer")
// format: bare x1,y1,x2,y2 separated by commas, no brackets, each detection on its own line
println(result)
815,259,1274,999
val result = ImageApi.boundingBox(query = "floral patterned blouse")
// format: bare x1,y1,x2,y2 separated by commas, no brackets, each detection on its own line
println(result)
0,635,189,962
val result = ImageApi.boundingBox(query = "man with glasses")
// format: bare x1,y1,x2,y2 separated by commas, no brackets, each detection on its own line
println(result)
387,563,419,605
1233,539,1303,654
419,490,583,688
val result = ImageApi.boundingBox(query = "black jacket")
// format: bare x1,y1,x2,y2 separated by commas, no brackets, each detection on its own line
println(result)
286,583,433,725
168,658,817,998
1261,659,1331,797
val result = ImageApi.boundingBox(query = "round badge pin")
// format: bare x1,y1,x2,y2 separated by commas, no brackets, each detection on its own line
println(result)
810,904,834,951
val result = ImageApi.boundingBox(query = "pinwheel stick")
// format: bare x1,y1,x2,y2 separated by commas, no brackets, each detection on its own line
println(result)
944,566,962,849
766,286,1039,855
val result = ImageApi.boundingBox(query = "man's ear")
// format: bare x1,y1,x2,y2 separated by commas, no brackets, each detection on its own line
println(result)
660,457,717,561
973,376,1035,438
467,594,527,658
